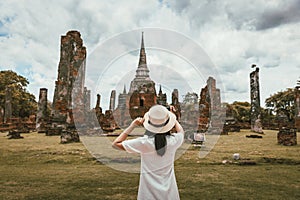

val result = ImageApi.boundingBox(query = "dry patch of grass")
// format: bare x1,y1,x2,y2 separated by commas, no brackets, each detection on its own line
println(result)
0,130,300,200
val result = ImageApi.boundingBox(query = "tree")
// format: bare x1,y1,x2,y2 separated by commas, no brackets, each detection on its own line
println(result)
265,88,295,121
0,70,37,119
226,101,251,123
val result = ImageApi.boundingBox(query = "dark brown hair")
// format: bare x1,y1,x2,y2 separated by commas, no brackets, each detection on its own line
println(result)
145,130,171,156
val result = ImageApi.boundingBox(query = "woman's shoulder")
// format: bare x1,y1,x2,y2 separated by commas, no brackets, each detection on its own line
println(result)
167,132,184,145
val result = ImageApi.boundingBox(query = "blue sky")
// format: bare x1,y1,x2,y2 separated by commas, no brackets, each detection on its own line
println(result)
0,0,299,110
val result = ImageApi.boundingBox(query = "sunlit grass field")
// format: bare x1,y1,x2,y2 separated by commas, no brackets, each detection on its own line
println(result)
0,130,299,200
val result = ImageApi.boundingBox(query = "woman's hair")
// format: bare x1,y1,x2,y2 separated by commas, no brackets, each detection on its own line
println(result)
145,130,171,156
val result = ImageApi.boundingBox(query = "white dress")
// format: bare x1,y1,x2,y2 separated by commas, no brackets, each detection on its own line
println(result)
123,133,184,200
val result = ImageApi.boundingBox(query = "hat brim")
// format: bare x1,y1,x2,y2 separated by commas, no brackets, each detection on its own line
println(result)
143,111,176,134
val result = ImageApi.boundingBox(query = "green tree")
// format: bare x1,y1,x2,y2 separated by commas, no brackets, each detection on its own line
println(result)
226,101,251,123
0,70,37,118
265,88,295,121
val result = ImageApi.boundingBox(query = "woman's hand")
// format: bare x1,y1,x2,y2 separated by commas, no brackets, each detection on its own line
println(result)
112,117,144,151
131,117,144,127
169,105,177,113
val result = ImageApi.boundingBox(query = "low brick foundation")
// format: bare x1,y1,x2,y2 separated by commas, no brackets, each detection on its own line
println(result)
277,128,297,146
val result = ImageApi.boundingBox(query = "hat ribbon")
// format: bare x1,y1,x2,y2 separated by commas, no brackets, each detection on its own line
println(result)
148,117,170,128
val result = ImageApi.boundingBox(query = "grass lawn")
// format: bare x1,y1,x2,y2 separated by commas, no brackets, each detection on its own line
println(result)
0,130,299,200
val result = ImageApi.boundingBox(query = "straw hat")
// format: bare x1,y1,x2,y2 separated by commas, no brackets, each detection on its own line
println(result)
143,105,176,133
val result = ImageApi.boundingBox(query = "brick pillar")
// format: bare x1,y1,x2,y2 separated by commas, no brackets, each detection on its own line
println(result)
109,90,116,111
36,88,48,133
250,66,263,133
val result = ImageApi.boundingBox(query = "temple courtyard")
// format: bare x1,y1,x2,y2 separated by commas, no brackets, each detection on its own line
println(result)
0,130,299,200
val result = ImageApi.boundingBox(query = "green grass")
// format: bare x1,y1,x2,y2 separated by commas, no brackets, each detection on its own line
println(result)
0,130,299,200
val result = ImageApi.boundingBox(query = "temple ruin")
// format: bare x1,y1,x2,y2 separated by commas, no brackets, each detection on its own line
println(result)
128,32,157,119
92,33,228,134
113,33,158,128
94,93,119,132
198,77,224,134
171,89,181,120
157,85,167,107
36,88,49,133
97,33,186,132
84,87,91,114
249,65,263,133
0,85,36,137
277,127,297,146
48,30,89,143
109,90,116,111
113,86,131,127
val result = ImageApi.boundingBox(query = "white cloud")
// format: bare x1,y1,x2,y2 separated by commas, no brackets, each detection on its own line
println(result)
0,0,299,110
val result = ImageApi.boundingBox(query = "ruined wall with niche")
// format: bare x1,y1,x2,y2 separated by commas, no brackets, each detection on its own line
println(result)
129,82,157,119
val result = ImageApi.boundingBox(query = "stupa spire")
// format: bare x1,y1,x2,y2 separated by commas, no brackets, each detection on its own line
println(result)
159,85,163,94
136,32,149,79
123,84,127,94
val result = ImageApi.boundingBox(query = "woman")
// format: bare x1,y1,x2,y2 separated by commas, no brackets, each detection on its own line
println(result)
112,105,184,200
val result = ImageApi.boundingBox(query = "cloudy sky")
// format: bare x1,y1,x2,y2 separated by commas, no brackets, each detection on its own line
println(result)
1,0,299,110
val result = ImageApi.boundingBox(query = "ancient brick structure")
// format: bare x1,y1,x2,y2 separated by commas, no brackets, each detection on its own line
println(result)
198,77,224,134
51,30,86,127
277,128,297,146
250,65,263,133
129,83,157,119
95,94,101,110
61,130,80,143
94,93,119,132
84,87,91,113
208,77,224,134
100,110,119,132
4,87,12,124
295,80,300,131
128,32,157,119
94,94,102,123
198,85,210,132
171,89,181,120
48,30,87,142
1,86,36,134
111,33,157,124
157,85,167,106
36,88,49,133
112,33,185,129
113,86,131,127
109,90,116,111
207,77,221,110
223,117,240,134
